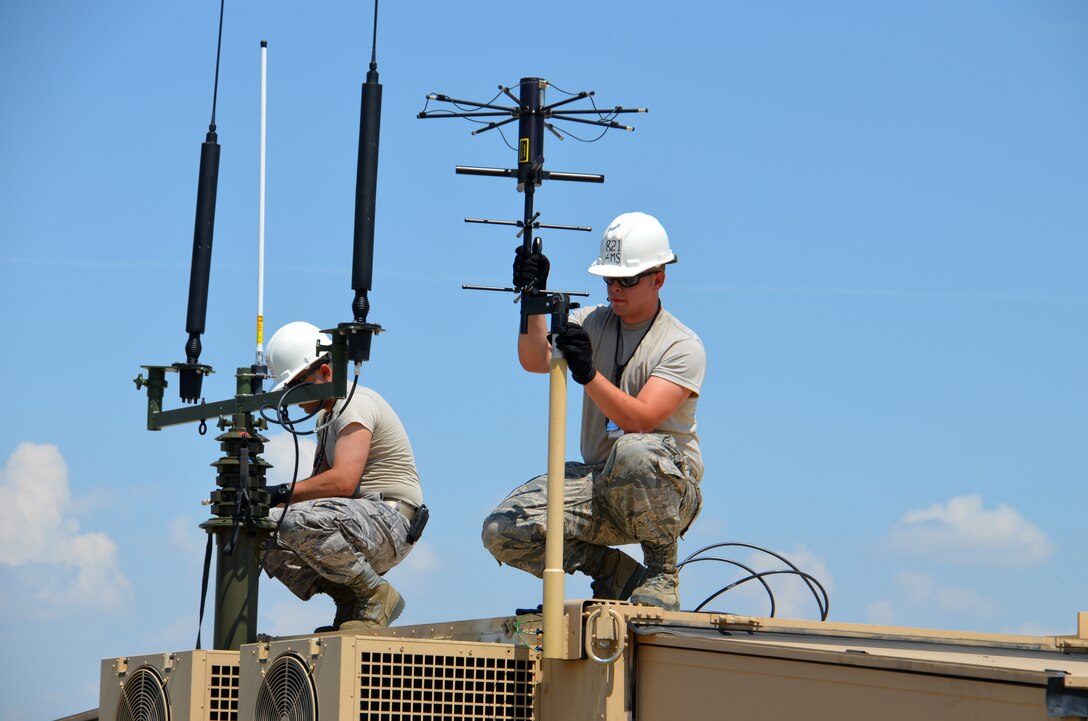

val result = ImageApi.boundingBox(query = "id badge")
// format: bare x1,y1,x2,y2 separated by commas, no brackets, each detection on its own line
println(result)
605,418,624,440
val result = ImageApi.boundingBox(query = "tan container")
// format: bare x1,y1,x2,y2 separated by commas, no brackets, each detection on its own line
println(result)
99,650,240,721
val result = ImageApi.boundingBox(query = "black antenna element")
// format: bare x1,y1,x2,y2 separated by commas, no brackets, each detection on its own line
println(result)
344,0,384,363
419,78,647,334
177,0,227,403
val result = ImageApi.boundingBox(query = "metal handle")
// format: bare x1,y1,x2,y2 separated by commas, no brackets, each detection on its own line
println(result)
585,607,626,666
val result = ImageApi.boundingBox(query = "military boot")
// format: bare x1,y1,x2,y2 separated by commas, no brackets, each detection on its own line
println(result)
313,583,357,633
584,547,648,601
339,580,405,631
629,542,680,612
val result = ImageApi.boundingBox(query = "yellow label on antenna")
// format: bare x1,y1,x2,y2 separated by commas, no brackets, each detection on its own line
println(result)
256,315,264,344
519,138,530,164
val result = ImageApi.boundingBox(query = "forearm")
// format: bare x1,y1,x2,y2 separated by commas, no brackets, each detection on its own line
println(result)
278,467,359,504
272,423,371,505
583,377,654,432
517,314,551,373
583,374,691,433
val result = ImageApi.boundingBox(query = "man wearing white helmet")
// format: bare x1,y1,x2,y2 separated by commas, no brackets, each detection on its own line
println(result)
261,321,424,631
482,212,704,611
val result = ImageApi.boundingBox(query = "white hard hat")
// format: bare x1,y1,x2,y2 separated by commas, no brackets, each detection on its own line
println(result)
265,321,332,392
587,212,677,277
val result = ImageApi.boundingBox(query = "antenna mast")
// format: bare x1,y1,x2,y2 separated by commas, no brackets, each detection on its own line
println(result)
420,77,647,658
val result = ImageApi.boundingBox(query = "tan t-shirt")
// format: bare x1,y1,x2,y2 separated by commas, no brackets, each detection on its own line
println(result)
569,304,705,480
317,386,423,507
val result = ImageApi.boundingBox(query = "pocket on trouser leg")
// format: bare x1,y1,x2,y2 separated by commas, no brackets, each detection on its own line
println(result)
607,470,688,546
677,479,702,538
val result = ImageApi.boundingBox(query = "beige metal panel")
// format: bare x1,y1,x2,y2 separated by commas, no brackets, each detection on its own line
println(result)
99,650,240,721
240,633,539,721
300,614,528,645
537,652,636,721
636,642,1051,721
640,632,1088,686
706,611,1088,653
357,601,584,659
226,605,1088,721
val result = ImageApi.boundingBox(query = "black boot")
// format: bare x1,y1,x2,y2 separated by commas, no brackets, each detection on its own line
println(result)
583,546,648,601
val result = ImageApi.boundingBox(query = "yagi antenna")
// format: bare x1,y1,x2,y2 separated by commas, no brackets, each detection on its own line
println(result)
418,77,648,333
419,77,646,661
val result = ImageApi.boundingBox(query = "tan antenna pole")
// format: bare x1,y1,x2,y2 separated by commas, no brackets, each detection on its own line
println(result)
543,350,568,658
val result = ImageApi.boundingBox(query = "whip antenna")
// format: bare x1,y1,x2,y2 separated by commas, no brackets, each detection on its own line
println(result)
134,0,396,653
340,0,384,364
254,40,268,380
177,0,227,403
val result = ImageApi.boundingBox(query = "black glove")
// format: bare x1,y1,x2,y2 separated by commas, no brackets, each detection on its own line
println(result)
555,323,597,385
267,483,292,507
512,244,549,291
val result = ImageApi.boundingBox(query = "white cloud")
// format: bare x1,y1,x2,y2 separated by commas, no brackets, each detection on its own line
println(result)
263,432,318,485
0,442,68,564
866,570,998,626
886,495,1053,567
865,600,896,625
894,569,996,615
0,442,130,612
169,515,208,556
400,541,440,574
894,568,936,604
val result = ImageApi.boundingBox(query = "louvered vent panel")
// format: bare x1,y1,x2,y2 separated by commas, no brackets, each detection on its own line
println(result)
357,650,536,720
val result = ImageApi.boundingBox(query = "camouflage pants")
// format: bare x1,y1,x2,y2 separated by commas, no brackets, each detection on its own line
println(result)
481,433,701,577
262,497,411,601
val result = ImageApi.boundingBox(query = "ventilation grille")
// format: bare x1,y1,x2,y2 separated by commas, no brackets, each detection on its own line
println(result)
117,666,168,721
207,662,240,721
254,653,317,721
357,651,536,720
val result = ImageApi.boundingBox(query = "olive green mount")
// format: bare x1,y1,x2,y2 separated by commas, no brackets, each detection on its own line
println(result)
133,325,373,649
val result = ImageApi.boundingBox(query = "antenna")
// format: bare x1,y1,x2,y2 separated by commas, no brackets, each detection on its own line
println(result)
340,0,385,366
134,0,393,653
175,0,228,404
419,78,648,333
419,76,646,660
254,40,269,387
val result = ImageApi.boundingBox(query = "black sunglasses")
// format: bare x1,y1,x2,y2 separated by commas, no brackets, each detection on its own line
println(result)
603,269,660,288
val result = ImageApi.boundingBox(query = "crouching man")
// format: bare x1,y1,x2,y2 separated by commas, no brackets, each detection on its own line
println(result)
262,321,425,631
483,212,704,611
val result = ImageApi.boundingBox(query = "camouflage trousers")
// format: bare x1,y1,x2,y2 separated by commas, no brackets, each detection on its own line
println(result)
481,433,701,577
262,497,411,601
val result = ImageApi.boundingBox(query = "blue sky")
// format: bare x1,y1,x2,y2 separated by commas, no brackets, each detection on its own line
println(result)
1,1,1086,718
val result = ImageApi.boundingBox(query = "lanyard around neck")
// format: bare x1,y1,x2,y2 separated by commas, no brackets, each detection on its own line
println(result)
612,301,662,385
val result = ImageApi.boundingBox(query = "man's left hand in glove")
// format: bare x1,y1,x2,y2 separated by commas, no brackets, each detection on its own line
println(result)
555,323,597,385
